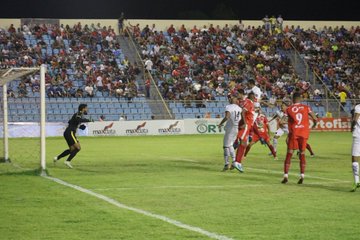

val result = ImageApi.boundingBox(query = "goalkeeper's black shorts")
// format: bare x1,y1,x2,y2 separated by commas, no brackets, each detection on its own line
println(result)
64,128,78,146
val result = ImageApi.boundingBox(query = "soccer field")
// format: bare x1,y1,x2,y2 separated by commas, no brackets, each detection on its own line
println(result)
0,132,359,239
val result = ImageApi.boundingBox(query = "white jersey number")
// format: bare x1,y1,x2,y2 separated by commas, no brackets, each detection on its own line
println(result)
295,113,303,125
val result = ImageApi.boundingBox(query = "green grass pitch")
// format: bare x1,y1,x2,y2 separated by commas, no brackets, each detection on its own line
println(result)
0,132,359,239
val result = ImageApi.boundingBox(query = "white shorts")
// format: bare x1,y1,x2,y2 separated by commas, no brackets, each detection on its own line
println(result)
275,127,289,137
223,127,238,148
352,137,360,157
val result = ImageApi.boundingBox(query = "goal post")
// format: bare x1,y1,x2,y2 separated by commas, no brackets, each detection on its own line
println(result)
0,65,46,173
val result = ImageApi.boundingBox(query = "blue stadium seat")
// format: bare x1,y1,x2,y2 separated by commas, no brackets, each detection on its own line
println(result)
207,102,216,108
183,113,195,119
185,108,193,113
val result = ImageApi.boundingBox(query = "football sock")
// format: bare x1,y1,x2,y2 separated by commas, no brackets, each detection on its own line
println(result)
66,149,80,162
273,138,278,152
352,162,359,184
244,145,251,157
229,146,236,163
284,152,293,174
223,147,230,165
299,153,306,175
57,149,71,160
236,144,246,163
268,144,276,157
306,144,314,155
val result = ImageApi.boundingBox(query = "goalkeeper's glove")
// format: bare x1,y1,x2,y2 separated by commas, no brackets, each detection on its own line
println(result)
79,124,86,130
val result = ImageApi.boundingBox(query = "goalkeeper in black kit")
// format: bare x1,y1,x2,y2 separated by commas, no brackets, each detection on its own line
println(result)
53,104,94,168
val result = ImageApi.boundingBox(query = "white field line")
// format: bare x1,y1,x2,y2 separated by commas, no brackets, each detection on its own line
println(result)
159,156,199,163
92,181,345,191
42,175,233,240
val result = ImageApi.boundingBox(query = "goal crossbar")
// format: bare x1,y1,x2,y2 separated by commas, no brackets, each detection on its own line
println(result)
1,65,47,173
0,68,40,86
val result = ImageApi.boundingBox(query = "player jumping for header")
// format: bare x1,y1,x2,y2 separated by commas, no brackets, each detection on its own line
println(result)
244,104,277,160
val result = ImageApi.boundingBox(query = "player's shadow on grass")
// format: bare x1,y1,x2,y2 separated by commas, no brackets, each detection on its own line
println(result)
169,164,214,171
298,183,352,193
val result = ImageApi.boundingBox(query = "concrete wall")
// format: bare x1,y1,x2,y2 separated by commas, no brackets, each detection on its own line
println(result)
125,19,360,31
0,19,21,30
0,18,359,33
60,19,118,32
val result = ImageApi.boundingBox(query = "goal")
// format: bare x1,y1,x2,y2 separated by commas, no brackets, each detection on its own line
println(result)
0,65,46,173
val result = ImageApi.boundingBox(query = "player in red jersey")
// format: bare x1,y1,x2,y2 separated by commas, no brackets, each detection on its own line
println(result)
244,105,277,160
281,92,318,184
232,90,256,172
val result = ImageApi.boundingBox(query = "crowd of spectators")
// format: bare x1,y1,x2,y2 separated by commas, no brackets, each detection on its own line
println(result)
130,20,315,107
284,25,360,100
2,20,360,106
1,22,141,100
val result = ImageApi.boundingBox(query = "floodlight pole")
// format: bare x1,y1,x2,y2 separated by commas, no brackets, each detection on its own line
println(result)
40,64,46,172
3,83,9,162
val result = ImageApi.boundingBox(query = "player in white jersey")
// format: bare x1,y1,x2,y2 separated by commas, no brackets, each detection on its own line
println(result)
269,102,289,153
218,96,242,171
351,103,360,192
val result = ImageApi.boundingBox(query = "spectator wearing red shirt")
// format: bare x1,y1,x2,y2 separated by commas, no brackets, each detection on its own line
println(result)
167,24,176,36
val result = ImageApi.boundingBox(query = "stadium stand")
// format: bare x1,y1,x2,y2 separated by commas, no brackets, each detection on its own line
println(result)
129,22,341,118
1,21,358,122
285,25,360,112
1,23,152,122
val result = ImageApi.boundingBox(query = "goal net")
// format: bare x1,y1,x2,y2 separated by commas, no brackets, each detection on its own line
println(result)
0,66,46,173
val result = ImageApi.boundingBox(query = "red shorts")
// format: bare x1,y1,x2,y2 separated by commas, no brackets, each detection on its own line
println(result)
237,124,251,142
287,134,308,151
252,132,270,143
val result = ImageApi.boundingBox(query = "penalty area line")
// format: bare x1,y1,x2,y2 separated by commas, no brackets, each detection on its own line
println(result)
42,175,233,240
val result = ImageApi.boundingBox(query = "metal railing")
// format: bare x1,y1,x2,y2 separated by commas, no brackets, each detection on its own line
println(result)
165,99,354,118
124,28,173,119
284,37,347,117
